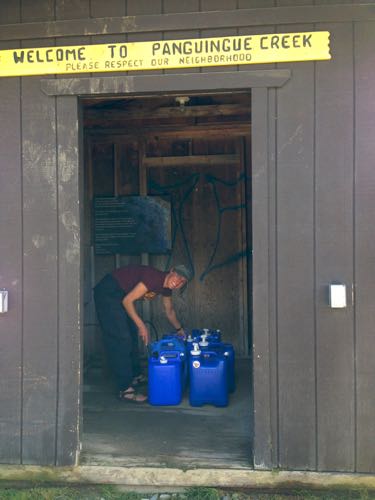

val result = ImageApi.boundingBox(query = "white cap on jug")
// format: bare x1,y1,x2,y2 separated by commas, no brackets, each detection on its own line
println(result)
191,343,201,355
199,333,209,347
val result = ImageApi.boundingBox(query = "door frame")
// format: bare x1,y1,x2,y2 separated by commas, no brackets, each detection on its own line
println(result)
42,69,291,468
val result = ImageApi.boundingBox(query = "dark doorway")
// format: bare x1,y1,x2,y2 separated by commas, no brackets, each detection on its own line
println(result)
80,92,253,467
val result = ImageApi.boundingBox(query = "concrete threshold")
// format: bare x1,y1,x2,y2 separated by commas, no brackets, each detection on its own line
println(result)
0,465,374,492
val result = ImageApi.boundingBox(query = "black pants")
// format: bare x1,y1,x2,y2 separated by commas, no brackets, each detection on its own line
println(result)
93,274,141,391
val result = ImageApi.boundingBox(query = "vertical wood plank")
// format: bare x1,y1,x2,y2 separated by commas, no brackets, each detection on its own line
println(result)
276,27,316,470
201,0,237,10
55,96,81,465
252,87,275,469
21,0,54,21
83,136,97,373
21,40,58,465
354,20,375,474
0,44,22,464
0,2,22,466
315,23,355,472
200,0,238,74
52,11,86,457
237,138,249,354
164,0,199,12
90,0,127,77
90,0,125,17
238,26,276,73
0,3,21,23
163,0,200,75
267,87,279,468
127,0,162,76
126,0,162,15
55,0,90,19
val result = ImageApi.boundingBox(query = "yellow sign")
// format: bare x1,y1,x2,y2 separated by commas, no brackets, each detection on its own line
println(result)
0,32,330,78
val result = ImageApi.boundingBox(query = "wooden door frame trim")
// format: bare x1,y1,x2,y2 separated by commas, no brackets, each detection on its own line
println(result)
41,70,290,96
53,70,286,468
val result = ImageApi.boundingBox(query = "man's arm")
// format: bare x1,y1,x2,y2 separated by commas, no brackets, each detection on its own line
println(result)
162,295,184,334
122,282,150,345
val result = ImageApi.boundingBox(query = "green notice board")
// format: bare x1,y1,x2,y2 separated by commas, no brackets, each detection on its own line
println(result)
94,196,171,255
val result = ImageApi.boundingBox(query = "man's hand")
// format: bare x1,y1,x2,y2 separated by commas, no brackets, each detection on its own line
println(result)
138,324,150,346
176,327,186,339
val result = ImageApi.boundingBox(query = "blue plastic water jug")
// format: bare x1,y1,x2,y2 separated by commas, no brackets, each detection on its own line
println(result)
163,337,188,384
188,343,228,407
162,333,186,344
198,335,236,393
207,329,222,343
148,339,186,406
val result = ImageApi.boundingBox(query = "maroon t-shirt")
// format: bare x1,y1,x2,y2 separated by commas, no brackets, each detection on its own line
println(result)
112,265,172,297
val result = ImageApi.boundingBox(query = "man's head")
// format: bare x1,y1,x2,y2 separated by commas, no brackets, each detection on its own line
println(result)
164,264,193,291
173,264,193,282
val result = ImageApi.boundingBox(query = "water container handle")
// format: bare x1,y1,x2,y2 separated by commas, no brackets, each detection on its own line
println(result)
199,331,209,347
159,349,181,359
201,350,221,358
160,339,185,350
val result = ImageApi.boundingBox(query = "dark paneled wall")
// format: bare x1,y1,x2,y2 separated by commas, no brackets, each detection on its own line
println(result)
0,0,83,467
21,44,58,465
276,21,355,471
0,39,22,463
277,37,316,469
354,21,375,473
315,22,355,472
0,0,374,472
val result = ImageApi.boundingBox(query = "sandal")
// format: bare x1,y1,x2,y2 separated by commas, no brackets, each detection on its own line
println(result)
131,374,148,388
118,387,147,404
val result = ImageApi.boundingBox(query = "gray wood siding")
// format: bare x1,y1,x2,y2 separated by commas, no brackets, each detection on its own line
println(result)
354,20,375,473
315,22,355,472
21,39,58,465
276,34,316,470
0,1,22,467
0,0,373,473
0,48,22,464
252,87,278,469
56,96,81,466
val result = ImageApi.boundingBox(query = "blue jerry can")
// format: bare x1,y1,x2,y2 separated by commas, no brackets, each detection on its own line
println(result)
148,339,186,406
198,334,236,393
161,336,188,386
188,343,228,407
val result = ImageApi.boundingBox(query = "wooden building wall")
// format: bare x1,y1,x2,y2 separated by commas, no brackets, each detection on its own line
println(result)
0,0,374,473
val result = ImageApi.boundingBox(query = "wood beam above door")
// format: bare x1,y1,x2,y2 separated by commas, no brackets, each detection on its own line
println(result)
144,154,240,168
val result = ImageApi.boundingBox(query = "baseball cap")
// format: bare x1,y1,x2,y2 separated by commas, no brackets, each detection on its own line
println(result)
173,264,193,282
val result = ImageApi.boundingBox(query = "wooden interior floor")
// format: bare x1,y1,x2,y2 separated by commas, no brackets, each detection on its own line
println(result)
80,358,253,469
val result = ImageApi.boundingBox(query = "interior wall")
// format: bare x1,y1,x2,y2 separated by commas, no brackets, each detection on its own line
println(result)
83,110,251,370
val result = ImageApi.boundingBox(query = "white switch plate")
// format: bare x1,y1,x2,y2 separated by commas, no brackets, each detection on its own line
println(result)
329,284,346,308
0,290,8,313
